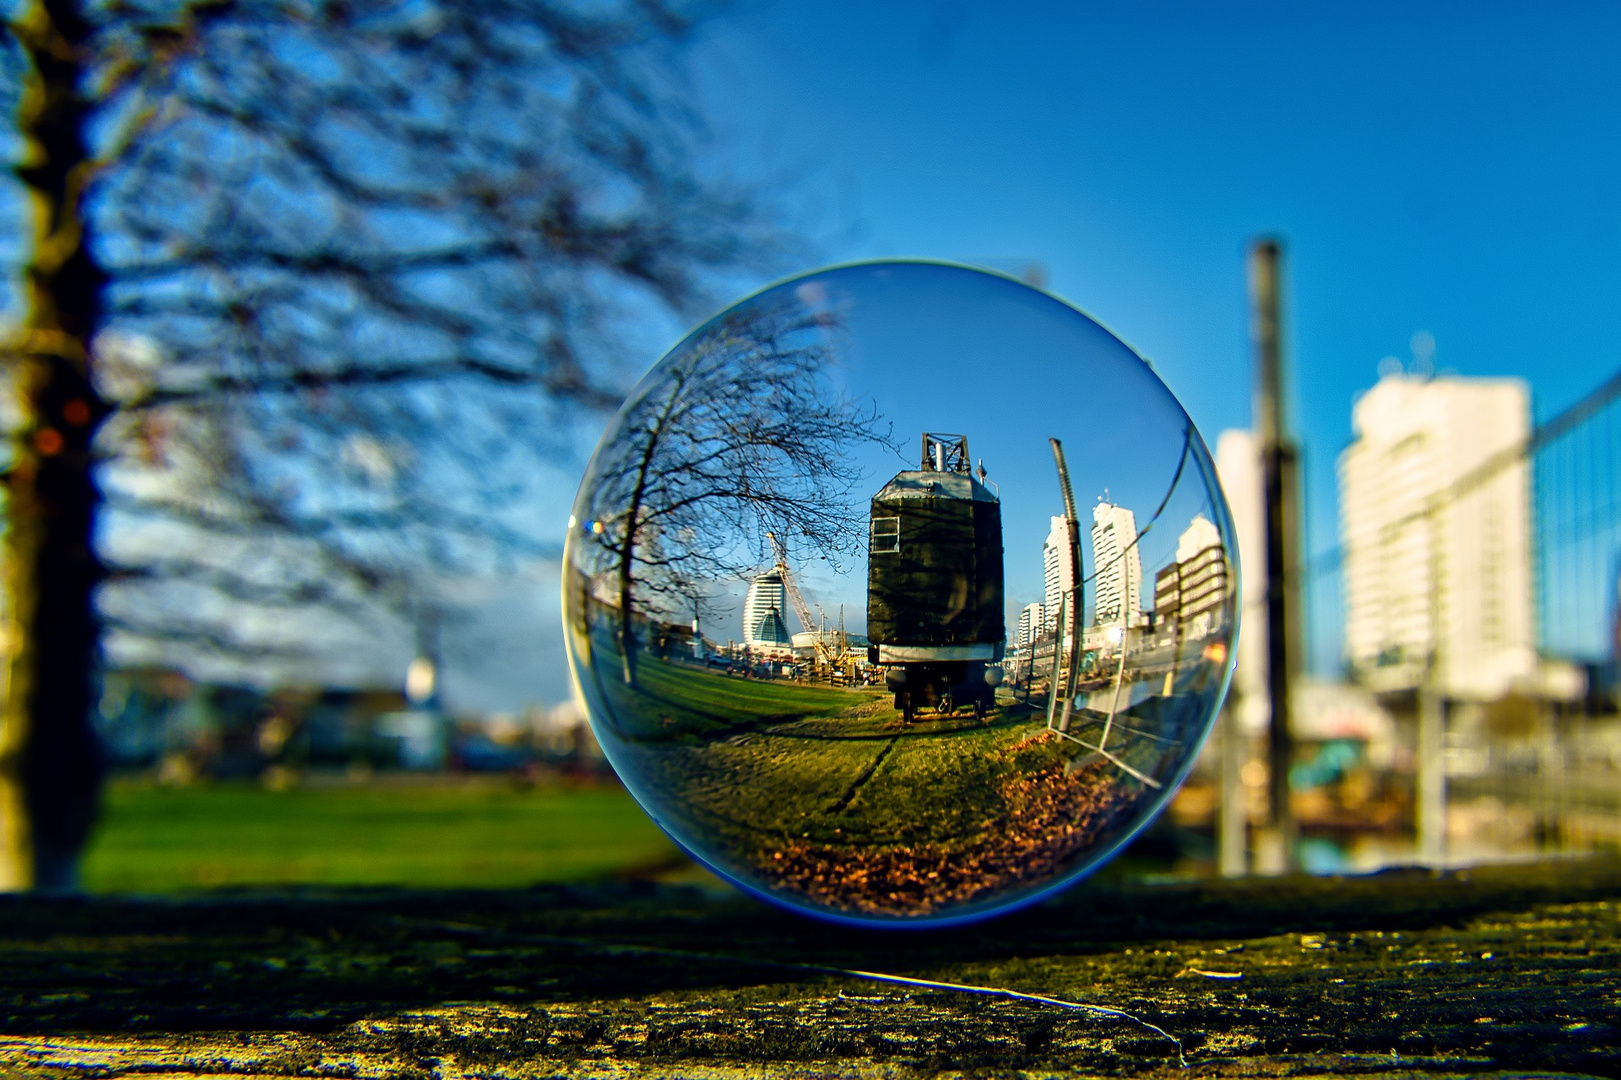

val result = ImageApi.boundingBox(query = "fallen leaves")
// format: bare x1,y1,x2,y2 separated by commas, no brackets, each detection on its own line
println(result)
763,742,1143,916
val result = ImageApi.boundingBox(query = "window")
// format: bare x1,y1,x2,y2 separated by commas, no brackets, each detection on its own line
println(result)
870,516,900,553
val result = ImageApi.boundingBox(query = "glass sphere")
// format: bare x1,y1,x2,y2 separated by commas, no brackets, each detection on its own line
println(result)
564,261,1237,926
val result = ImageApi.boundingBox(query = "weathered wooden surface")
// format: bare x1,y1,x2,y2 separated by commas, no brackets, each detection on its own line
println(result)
3,859,1620,1078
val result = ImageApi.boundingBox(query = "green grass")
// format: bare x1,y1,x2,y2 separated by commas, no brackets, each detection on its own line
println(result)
588,656,1203,915
81,778,683,893
593,658,879,741
637,662,864,720
611,663,1175,856
653,708,1041,849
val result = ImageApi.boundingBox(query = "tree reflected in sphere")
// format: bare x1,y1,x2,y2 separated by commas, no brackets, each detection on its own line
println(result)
564,262,1237,925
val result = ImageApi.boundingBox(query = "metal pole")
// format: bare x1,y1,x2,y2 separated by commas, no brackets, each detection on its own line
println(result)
1024,633,1035,702
1100,629,1127,752
1045,592,1066,730
1218,699,1248,876
1251,238,1300,873
1056,607,1080,734
1051,439,1084,733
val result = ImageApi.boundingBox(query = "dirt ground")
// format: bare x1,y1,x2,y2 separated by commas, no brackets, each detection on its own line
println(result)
3,858,1620,1078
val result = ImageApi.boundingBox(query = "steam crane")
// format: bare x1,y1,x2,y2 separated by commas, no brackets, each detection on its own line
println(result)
866,432,1005,721
766,531,852,672
766,531,817,638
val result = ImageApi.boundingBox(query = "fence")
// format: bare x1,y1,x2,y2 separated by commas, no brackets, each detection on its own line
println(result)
1264,367,1621,871
1536,373,1621,664
1206,366,1621,869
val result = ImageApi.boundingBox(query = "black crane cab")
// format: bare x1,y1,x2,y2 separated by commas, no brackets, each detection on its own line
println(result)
866,433,1005,721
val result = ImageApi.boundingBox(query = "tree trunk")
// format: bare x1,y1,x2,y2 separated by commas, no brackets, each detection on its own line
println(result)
617,545,639,688
1,0,108,890
616,416,673,691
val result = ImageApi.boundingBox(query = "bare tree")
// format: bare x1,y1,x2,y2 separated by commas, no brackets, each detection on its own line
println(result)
0,0,792,888
570,296,891,687
97,0,786,644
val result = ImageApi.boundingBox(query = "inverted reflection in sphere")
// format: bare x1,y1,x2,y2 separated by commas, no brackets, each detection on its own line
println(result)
564,262,1237,925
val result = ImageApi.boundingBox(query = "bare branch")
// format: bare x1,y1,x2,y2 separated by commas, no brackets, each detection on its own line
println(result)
71,0,797,663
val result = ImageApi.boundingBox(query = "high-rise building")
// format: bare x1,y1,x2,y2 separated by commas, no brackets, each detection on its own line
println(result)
1339,374,1534,698
742,572,793,648
1177,514,1223,563
1092,501,1142,628
1153,514,1230,641
1215,430,1267,730
1016,602,1046,651
1042,515,1075,634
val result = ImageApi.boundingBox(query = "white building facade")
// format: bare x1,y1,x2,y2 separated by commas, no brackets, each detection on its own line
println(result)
1042,515,1076,635
1215,429,1268,734
742,572,793,648
1091,501,1142,629
1016,602,1046,652
1177,514,1223,565
1153,514,1230,642
1339,374,1534,699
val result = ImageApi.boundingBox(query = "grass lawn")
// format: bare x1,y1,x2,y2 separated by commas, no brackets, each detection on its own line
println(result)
81,777,685,893
585,657,1207,917
592,657,880,742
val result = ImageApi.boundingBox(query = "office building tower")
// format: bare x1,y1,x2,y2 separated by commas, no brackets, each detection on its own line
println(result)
742,572,793,648
1339,373,1534,698
1092,500,1142,628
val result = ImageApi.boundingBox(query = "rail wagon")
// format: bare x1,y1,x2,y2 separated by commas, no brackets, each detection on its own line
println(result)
867,432,1005,721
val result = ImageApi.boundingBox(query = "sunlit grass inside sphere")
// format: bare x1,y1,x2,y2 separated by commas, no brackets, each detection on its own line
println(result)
564,261,1237,925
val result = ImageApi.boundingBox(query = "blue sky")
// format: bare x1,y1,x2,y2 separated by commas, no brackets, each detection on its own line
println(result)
36,1,1615,710
680,0,1621,671
643,262,1228,640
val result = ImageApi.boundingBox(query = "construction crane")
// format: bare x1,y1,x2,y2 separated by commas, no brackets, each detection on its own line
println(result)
766,531,852,674
766,532,816,638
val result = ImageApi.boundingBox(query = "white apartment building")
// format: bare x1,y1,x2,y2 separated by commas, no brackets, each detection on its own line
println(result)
1042,515,1076,635
1215,430,1267,733
1016,602,1046,652
1339,374,1534,699
1092,501,1142,629
1177,513,1224,564
742,572,792,648
1152,514,1230,641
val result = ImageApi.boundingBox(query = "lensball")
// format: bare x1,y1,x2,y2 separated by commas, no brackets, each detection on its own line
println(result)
564,261,1237,926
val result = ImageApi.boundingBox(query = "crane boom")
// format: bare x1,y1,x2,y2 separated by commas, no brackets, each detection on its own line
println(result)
766,531,817,636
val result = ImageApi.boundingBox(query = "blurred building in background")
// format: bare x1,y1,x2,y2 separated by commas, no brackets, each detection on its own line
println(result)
1340,374,1535,699
1175,365,1621,877
1215,430,1267,736
95,668,606,785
